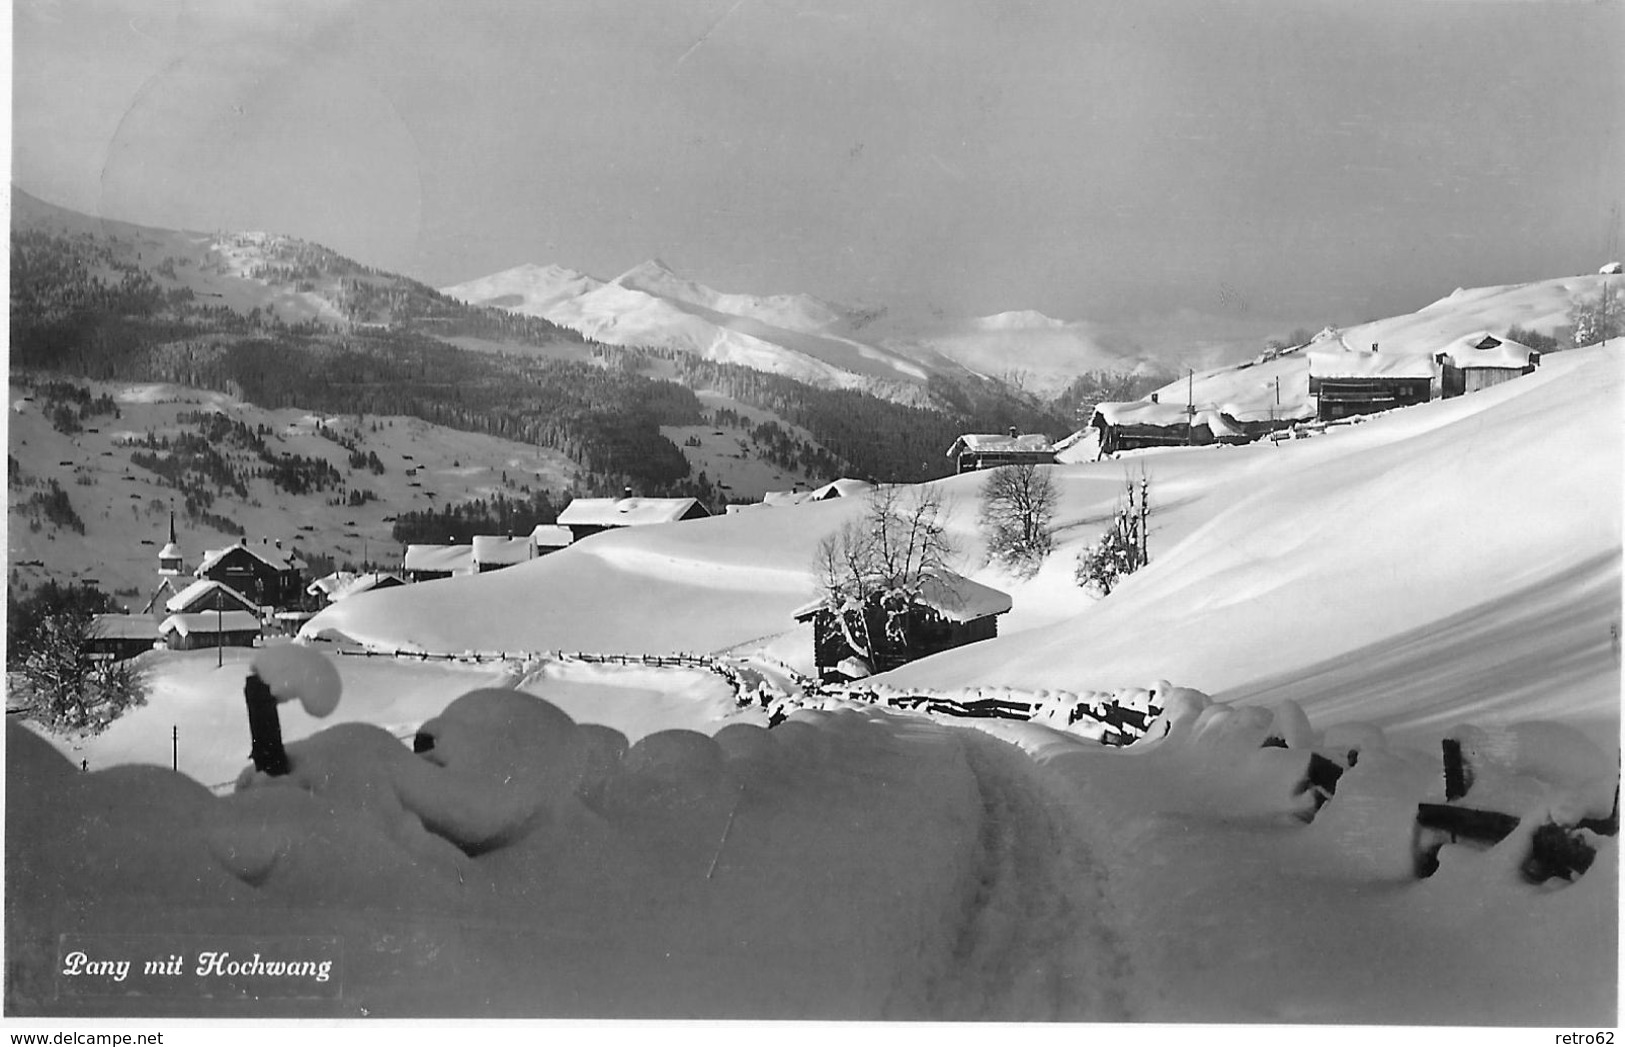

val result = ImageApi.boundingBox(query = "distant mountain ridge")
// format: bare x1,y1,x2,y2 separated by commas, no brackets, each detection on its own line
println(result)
444,259,955,403
443,257,1219,403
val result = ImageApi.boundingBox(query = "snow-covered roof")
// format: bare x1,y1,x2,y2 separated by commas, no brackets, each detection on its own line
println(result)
309,571,404,601
810,478,874,500
90,614,160,641
1220,402,1315,424
194,538,305,575
556,497,707,528
1434,332,1539,370
307,571,358,599
945,434,1055,458
793,571,1013,623
1193,409,1247,439
165,578,259,614
403,544,474,574
1090,401,1259,435
1091,401,1197,428
157,542,182,561
159,610,261,637
1307,350,1435,380
1051,429,1091,453
472,535,534,566
529,524,573,548
758,479,875,507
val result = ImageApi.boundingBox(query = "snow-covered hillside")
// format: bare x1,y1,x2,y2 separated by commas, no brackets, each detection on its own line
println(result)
5,380,581,600
305,341,1620,743
1152,273,1612,420
9,341,1618,1021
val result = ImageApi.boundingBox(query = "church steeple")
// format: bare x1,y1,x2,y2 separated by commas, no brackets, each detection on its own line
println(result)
157,510,183,576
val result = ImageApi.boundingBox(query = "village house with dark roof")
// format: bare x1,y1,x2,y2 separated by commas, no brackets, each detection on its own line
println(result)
194,537,308,609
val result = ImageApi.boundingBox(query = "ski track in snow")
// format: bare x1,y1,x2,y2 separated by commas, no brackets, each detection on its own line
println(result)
921,728,1135,1020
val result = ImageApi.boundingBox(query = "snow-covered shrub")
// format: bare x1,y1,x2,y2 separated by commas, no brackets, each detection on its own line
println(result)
1074,471,1151,596
1568,284,1624,348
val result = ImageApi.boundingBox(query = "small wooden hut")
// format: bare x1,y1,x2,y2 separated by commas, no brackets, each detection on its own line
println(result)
1434,332,1540,398
793,572,1013,683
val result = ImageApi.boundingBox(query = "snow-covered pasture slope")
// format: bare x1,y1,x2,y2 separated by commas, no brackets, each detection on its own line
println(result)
889,343,1622,743
1160,273,1615,419
310,342,1622,747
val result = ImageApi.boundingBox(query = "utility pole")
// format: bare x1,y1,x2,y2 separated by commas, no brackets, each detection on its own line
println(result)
217,604,223,668
172,726,178,772
1187,368,1196,445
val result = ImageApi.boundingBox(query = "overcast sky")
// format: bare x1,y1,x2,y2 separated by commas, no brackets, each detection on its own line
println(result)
11,0,1625,333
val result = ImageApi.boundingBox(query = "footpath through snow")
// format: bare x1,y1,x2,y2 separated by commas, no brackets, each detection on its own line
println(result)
7,672,1616,1021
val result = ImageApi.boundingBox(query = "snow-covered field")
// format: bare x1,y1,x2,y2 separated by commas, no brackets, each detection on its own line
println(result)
7,339,1619,1022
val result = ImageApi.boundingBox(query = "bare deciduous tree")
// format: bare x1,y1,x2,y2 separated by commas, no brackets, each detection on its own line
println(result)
978,464,1056,576
811,485,955,660
19,614,149,737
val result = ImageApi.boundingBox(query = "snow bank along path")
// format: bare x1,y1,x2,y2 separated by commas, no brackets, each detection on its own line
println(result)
8,676,1614,1021
7,692,1133,1019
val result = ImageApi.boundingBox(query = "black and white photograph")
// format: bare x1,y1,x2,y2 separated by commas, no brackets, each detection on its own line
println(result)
3,0,1620,1033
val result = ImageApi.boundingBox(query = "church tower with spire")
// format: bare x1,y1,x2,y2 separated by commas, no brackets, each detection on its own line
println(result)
157,510,184,576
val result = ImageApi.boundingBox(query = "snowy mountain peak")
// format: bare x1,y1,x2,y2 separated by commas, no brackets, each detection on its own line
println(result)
440,263,605,313
970,309,1070,331
614,258,680,285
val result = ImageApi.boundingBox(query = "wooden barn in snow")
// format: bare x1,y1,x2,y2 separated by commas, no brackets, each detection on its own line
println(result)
529,524,573,556
159,609,261,651
793,572,1013,683
1434,332,1540,398
1088,400,1249,455
306,571,407,604
86,614,161,661
472,535,535,573
946,429,1057,474
556,495,709,543
1307,348,1435,421
732,478,878,512
402,544,474,582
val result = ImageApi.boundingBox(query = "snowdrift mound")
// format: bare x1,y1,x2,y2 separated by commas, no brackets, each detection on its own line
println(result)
6,691,1120,1019
10,676,1614,1021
